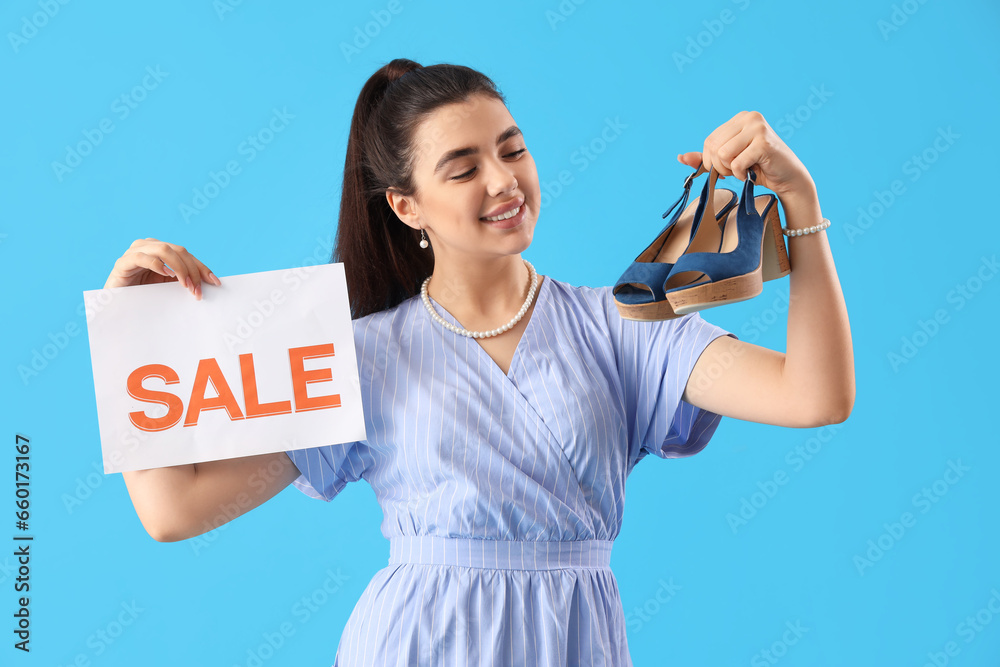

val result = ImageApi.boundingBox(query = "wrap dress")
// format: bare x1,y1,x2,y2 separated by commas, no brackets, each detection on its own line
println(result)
286,276,736,666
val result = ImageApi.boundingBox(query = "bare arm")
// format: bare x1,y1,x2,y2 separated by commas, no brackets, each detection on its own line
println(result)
104,238,303,541
675,113,855,428
683,186,855,428
122,452,301,542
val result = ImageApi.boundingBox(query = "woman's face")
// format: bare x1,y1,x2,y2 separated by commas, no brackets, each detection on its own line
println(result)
389,93,540,264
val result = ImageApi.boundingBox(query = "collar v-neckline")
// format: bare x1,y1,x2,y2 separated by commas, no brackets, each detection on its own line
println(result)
425,274,550,381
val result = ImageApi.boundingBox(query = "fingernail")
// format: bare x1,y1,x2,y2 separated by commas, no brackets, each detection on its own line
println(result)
195,283,202,300
164,265,176,277
209,272,220,286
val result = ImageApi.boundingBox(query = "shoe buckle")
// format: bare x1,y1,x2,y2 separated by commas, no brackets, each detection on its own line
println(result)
663,169,700,219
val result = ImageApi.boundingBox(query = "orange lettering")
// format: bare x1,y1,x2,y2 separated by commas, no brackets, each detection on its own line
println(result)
126,344,341,431
183,357,245,427
239,353,292,418
127,364,184,432
289,343,341,412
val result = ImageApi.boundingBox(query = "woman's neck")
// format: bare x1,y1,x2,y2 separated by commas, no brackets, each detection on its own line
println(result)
425,254,540,325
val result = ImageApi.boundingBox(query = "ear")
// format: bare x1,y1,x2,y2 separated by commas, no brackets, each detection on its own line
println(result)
386,188,420,231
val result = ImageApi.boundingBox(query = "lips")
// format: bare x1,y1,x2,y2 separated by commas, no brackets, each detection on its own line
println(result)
480,196,525,221
480,202,527,229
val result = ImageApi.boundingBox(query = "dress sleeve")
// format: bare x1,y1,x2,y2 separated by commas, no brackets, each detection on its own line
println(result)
601,287,738,463
285,441,369,502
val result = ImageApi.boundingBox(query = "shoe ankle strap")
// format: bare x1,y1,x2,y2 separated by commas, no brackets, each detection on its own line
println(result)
741,168,759,217
661,164,706,221
688,165,722,241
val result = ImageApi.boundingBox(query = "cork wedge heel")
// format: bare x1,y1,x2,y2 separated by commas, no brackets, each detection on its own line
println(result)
662,168,791,316
613,164,737,321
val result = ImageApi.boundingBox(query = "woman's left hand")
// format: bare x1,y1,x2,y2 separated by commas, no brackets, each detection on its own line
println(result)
678,111,816,200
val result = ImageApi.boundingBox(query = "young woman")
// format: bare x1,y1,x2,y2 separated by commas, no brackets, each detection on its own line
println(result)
106,59,853,666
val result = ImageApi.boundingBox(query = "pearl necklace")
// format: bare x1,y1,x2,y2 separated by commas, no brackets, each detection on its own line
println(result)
421,260,538,339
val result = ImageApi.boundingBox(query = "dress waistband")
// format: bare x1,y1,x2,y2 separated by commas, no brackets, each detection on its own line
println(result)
388,536,613,571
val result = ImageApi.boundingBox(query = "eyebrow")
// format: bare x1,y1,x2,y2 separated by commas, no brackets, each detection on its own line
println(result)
433,126,523,174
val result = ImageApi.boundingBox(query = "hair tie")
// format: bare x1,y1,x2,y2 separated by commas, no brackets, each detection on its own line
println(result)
394,67,421,84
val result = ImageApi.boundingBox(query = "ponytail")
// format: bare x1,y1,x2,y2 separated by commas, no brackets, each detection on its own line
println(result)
333,58,506,319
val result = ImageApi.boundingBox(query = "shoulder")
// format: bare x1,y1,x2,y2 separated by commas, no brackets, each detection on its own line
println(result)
540,275,619,328
542,275,727,347
540,275,614,313
532,276,625,350
350,295,424,350
345,297,426,391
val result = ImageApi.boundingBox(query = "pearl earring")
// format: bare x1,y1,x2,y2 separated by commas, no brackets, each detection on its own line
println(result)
419,229,429,249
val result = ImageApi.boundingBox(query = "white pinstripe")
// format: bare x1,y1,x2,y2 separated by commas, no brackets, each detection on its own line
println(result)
287,278,735,666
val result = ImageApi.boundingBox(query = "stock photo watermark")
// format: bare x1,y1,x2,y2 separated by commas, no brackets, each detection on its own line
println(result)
877,0,933,40
62,237,342,515
920,588,1000,666
213,0,247,21
750,620,809,667
17,288,117,385
233,568,351,667
179,107,295,223
886,254,996,372
737,286,788,343
51,66,169,182
842,126,958,244
188,442,302,556
7,0,72,53
853,459,970,576
725,422,843,534
62,461,114,514
223,236,335,352
624,578,681,634
55,600,144,667
773,85,833,141
545,0,587,31
0,556,16,587
672,0,754,73
538,116,627,211
61,419,152,515
340,0,406,63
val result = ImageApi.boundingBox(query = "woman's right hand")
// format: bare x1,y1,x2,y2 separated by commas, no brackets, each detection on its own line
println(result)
104,238,221,300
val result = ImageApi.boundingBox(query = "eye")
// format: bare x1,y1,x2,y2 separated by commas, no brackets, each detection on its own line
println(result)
450,148,527,181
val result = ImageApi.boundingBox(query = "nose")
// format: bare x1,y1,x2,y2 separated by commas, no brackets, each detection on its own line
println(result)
485,157,518,197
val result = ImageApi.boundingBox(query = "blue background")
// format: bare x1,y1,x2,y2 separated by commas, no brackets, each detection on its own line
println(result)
2,0,998,665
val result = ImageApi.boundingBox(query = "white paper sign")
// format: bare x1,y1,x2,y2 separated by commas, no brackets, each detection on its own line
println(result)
84,263,365,474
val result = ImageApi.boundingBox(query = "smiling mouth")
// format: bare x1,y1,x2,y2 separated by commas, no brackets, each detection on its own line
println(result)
480,205,522,222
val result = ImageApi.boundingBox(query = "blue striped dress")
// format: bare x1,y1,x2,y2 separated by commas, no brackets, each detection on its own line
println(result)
286,275,735,666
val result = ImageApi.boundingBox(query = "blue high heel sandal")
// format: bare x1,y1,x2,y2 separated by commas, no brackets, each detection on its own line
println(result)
662,168,791,315
613,165,737,321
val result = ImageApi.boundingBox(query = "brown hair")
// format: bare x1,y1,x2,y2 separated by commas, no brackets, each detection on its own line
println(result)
333,58,507,319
